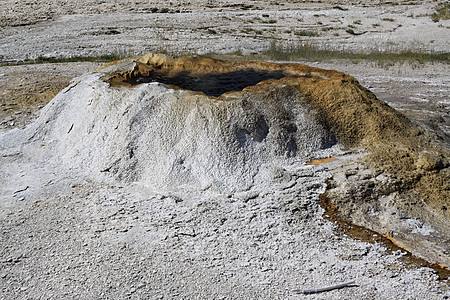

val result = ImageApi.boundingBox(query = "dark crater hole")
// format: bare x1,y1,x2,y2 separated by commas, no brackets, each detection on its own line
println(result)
129,69,288,97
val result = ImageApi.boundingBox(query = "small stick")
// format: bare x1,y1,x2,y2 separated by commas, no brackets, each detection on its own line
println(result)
293,280,356,294
13,186,29,194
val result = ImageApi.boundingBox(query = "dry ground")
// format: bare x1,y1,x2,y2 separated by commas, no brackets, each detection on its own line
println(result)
0,1,449,299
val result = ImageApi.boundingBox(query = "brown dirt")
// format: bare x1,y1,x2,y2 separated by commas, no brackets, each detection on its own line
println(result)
0,75,68,128
0,62,99,129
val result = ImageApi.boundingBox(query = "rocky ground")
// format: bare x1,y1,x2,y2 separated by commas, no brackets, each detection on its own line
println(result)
1,149,446,299
1,1,449,61
0,1,449,299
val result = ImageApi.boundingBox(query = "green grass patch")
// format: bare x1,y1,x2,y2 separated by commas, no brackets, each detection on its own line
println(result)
262,19,277,24
4,43,449,68
333,6,348,11
260,42,449,65
1,55,123,66
294,30,319,37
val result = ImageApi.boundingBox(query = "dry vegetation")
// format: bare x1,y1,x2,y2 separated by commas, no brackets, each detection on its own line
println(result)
431,1,450,22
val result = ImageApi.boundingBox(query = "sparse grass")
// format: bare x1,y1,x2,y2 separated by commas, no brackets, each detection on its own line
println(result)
232,49,243,56
0,55,123,66
346,29,357,35
241,28,263,35
333,6,348,11
353,20,362,25
381,18,395,22
261,41,449,65
431,1,450,22
261,19,277,24
294,30,319,37
372,23,380,27
4,41,449,68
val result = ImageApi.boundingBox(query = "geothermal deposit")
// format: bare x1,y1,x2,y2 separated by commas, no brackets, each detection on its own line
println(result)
0,54,449,299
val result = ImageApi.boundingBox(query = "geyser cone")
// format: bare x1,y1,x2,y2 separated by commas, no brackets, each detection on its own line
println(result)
5,53,449,268
27,54,447,194
28,54,348,192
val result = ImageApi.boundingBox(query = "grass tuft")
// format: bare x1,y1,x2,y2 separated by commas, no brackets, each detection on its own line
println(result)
333,6,348,11
261,41,449,65
294,30,319,37
1,55,123,66
431,1,450,22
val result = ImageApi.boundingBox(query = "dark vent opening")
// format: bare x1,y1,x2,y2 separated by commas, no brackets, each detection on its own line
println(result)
127,69,288,97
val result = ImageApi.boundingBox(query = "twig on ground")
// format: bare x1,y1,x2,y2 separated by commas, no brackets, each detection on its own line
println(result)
293,280,356,294
13,186,29,194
